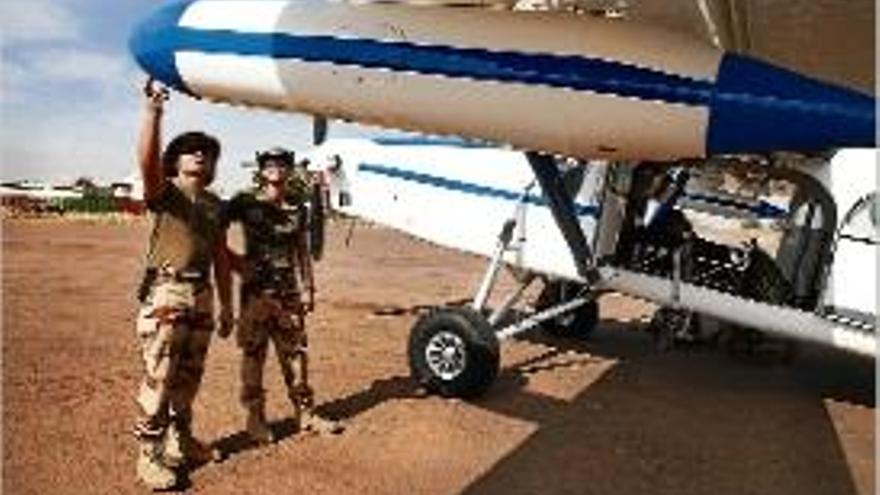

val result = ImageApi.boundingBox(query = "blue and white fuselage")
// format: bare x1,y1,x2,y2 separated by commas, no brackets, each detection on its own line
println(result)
130,0,875,160
313,137,608,280
312,138,876,358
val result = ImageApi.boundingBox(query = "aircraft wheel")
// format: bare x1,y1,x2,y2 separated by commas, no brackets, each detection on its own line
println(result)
536,281,598,339
733,252,797,362
408,306,500,398
648,307,698,352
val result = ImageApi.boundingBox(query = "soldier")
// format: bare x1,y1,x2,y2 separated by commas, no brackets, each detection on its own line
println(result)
225,147,340,445
133,79,233,490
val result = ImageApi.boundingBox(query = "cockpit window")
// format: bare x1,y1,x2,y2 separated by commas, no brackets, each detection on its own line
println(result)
840,192,880,244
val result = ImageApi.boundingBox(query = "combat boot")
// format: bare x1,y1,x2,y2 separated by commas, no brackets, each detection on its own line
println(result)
137,440,178,491
246,407,275,445
164,422,215,468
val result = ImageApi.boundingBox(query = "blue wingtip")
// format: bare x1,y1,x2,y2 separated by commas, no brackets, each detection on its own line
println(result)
129,0,195,94
708,54,876,155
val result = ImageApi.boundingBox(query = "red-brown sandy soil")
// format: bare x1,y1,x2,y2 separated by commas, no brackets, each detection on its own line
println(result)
2,218,875,494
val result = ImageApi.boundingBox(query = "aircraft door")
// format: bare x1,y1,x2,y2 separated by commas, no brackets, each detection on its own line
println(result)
593,162,630,259
826,192,879,322
561,158,608,253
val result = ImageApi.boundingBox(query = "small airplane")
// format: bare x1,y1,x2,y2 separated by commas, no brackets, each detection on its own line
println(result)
305,137,876,396
130,0,877,397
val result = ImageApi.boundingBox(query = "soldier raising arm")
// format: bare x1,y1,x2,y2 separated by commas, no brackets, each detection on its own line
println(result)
132,79,232,491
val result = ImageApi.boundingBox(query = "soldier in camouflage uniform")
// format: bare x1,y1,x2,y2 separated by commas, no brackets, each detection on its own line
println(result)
133,79,234,490
225,147,340,445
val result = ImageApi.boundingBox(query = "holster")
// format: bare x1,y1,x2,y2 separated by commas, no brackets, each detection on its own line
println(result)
137,268,158,303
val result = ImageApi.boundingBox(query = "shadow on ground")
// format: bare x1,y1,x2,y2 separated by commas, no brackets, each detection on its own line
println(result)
211,375,423,462
210,316,872,495
461,319,873,495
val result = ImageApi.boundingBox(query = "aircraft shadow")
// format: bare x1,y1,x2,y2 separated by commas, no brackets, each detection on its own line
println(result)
460,319,872,495
209,317,872,494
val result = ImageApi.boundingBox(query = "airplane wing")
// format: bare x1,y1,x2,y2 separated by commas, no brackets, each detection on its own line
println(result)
481,0,873,94
129,0,875,159
606,0,874,94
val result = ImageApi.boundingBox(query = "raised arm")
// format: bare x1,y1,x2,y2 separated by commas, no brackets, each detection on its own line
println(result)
138,79,169,203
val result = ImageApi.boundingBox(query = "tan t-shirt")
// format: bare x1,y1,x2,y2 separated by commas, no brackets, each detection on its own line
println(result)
144,181,224,274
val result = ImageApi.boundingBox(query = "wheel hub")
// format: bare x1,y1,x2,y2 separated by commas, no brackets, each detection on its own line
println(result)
425,331,467,381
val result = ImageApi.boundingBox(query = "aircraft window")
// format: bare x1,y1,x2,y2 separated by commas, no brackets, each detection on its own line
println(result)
677,168,794,255
840,193,880,244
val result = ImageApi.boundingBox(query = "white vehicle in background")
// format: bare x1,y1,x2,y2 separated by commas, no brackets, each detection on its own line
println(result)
310,138,876,397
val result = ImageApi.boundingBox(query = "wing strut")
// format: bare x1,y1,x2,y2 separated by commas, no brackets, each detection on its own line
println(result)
525,151,598,283
694,0,751,52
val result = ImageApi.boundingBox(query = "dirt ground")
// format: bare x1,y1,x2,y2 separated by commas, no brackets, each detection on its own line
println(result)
2,218,875,495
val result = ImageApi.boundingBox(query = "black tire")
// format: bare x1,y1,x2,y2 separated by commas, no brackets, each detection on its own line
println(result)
648,307,698,352
535,281,598,339
729,249,797,362
408,306,500,398
308,183,325,261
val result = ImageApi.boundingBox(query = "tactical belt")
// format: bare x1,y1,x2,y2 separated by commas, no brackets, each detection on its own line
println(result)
151,266,208,283
243,280,300,295
138,266,210,302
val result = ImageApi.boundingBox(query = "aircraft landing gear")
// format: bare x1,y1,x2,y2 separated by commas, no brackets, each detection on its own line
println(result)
407,152,603,398
408,306,500,398
649,307,699,352
535,281,599,339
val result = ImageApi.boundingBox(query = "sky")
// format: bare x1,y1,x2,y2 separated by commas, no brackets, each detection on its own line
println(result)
0,0,380,196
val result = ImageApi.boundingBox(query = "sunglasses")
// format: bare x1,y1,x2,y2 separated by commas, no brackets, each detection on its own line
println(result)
181,143,215,154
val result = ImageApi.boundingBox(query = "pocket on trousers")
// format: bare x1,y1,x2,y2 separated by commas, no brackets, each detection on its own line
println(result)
151,281,196,311
136,306,159,341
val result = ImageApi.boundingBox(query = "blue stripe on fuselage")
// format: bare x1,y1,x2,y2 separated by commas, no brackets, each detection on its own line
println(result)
684,191,788,219
160,27,716,106
358,162,600,217
708,54,875,153
372,136,495,148
129,0,193,93
129,0,875,154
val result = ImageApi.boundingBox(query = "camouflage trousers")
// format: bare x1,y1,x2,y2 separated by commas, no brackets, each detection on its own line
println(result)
237,292,311,413
133,279,214,442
